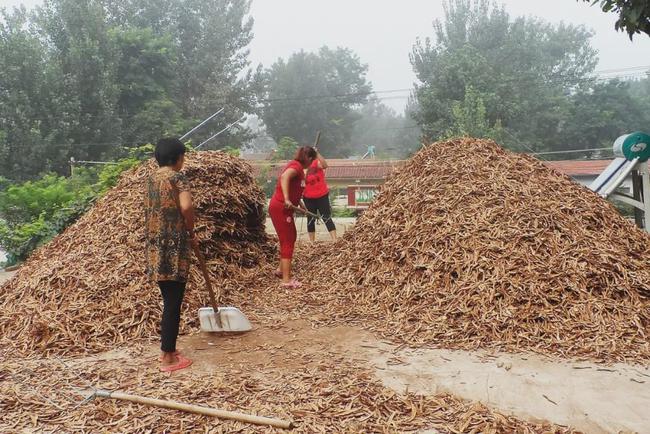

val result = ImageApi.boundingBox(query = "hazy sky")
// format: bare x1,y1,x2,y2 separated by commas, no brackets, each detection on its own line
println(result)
3,0,650,112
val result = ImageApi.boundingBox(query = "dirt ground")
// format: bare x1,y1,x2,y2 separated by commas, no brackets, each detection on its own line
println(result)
140,317,648,434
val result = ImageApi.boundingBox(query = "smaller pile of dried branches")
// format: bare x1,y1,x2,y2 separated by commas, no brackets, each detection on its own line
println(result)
0,152,273,355
300,138,650,363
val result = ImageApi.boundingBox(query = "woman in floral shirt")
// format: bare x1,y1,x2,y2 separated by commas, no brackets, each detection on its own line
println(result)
145,137,197,372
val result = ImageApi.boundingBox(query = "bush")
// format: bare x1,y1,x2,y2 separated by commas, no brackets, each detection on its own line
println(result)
273,137,298,161
256,164,276,198
0,145,154,264
0,174,80,225
332,207,356,217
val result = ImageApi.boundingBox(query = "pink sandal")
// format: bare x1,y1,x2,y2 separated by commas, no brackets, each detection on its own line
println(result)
160,355,193,372
280,279,302,288
159,350,181,361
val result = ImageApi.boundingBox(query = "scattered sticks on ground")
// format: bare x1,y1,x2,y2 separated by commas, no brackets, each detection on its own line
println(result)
4,138,647,431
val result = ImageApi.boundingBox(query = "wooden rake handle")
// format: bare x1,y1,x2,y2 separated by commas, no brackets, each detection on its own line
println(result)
313,131,321,148
95,389,293,429
291,205,319,220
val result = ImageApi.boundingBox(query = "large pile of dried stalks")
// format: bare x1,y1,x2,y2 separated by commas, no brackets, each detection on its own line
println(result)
300,138,650,363
0,151,273,355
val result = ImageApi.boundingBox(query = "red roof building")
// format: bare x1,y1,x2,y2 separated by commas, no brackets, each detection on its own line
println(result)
252,159,613,184
252,158,619,208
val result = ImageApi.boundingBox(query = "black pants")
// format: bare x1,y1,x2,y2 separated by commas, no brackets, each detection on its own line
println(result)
158,280,186,353
304,193,336,233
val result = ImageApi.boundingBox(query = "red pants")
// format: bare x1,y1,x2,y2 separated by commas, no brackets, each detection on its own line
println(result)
269,200,296,259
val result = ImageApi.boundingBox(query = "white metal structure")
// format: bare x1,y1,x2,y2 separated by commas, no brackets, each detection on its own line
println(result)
588,132,650,232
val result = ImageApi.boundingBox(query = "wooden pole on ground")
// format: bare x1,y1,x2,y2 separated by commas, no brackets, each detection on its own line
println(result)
94,389,293,429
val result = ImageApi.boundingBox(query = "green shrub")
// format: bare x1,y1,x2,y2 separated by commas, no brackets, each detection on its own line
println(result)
0,214,51,263
0,144,154,263
273,137,298,161
331,207,356,217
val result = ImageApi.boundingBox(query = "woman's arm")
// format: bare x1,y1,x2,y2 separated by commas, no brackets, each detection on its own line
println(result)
178,190,196,240
315,149,328,169
281,168,298,207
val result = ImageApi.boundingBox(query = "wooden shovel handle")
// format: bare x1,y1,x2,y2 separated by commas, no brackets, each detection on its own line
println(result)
192,244,219,311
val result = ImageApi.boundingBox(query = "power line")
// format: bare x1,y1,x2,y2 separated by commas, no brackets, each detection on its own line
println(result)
258,65,650,104
196,114,246,150
501,129,548,161
254,71,649,110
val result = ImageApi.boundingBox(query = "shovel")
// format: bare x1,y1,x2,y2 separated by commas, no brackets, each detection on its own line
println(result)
193,245,252,333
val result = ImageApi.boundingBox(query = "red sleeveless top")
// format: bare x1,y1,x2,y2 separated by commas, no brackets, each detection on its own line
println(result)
304,160,329,199
271,160,305,206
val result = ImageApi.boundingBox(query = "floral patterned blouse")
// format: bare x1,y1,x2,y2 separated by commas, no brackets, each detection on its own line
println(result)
144,167,192,282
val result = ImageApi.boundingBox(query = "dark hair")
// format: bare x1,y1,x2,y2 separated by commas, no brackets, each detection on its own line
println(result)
294,146,317,166
155,137,186,167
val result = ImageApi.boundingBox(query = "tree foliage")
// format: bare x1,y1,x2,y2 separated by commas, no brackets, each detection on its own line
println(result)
0,145,153,263
579,0,650,38
260,47,372,157
445,85,504,141
349,98,421,158
273,137,299,161
102,0,259,148
410,0,647,154
0,0,257,181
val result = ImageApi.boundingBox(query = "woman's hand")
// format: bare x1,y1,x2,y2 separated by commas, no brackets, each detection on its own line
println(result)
284,199,294,209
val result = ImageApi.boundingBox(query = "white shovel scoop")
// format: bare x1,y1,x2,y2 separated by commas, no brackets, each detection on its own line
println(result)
193,246,252,333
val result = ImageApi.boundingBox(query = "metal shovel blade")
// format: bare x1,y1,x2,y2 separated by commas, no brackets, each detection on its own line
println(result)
198,307,252,333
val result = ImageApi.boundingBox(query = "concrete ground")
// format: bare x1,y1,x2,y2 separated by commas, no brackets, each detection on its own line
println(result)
265,216,356,241
0,270,14,285
167,320,648,434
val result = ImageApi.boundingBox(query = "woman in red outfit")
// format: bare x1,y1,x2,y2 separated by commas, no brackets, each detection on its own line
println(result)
269,146,317,287
304,148,337,241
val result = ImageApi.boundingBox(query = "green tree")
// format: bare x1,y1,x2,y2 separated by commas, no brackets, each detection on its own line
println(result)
109,27,183,145
411,0,597,152
0,172,94,262
0,144,153,263
627,73,650,113
35,0,121,160
0,0,259,181
578,0,650,38
561,79,650,153
0,7,57,180
349,98,421,158
102,0,258,149
260,47,372,156
445,85,504,141
0,174,77,225
273,137,299,161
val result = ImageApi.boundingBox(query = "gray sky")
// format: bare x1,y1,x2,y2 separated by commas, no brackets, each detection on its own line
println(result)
3,0,650,112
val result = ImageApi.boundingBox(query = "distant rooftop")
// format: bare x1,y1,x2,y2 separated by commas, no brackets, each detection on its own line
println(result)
251,158,616,180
